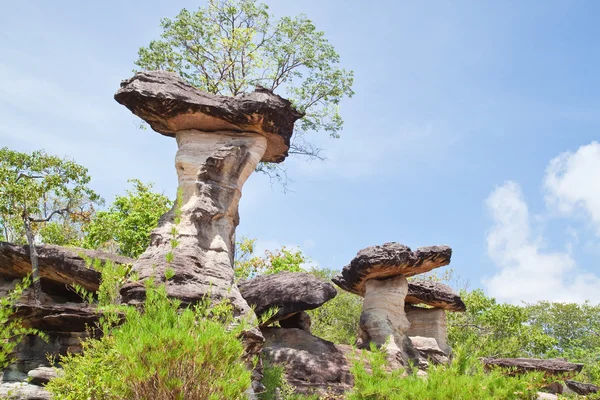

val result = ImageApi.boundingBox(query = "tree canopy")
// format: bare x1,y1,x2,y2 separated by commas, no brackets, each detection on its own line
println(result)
135,0,354,163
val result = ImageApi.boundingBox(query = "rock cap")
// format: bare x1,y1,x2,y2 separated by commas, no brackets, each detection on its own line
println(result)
239,272,337,322
406,280,466,312
482,358,584,377
114,71,304,163
332,242,452,296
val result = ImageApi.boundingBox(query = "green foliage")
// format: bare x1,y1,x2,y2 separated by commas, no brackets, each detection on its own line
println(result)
234,237,307,280
447,289,556,358
308,268,362,345
0,147,101,244
0,276,47,369
46,283,251,400
38,220,84,247
83,179,172,258
348,344,545,400
135,0,354,160
259,362,318,400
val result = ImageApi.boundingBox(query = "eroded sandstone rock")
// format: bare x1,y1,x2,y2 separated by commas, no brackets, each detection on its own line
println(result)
239,272,336,323
261,327,353,396
333,243,452,368
115,72,302,322
0,242,132,294
405,305,450,354
482,358,584,377
565,380,600,395
279,311,312,332
406,280,466,311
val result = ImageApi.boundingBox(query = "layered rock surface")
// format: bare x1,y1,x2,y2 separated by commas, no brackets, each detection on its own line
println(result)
482,358,584,377
405,305,451,355
239,272,337,322
115,72,303,323
406,280,466,311
261,328,353,395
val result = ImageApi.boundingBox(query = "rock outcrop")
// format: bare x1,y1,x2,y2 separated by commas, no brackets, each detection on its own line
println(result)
261,328,353,396
482,358,584,377
0,242,132,294
332,243,452,368
239,272,337,322
406,280,466,311
565,380,600,396
115,72,303,322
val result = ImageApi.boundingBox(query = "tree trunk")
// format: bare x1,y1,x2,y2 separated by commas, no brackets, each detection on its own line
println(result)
23,218,42,304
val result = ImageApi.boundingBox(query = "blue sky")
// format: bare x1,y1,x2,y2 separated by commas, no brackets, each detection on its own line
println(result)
1,1,599,304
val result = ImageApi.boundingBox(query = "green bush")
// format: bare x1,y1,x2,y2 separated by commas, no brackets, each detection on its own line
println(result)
46,283,252,400
348,344,545,400
0,276,46,370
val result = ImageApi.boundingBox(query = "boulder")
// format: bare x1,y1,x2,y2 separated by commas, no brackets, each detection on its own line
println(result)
405,305,450,354
27,367,57,386
0,241,132,294
261,327,353,395
409,336,449,365
565,380,600,396
332,243,452,296
482,358,584,377
13,302,98,332
406,280,466,311
0,382,51,400
239,272,336,322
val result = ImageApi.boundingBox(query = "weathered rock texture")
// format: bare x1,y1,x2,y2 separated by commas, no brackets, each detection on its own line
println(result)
332,243,452,296
565,380,600,395
239,272,337,322
279,311,312,332
482,358,584,378
115,71,302,325
406,280,466,311
0,382,51,400
405,305,450,354
333,243,452,368
0,242,132,294
409,336,449,365
261,328,353,395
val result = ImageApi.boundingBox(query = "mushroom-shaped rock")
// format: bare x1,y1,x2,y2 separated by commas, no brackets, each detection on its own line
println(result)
405,305,451,355
332,243,452,368
115,72,303,366
332,243,452,296
406,281,466,312
239,272,337,323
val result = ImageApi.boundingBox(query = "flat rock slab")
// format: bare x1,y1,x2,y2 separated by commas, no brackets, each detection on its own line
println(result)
332,243,452,296
483,358,584,377
27,367,57,386
0,241,132,293
239,272,336,322
13,302,99,332
406,281,466,311
565,380,600,395
114,71,303,163
261,327,353,395
0,382,51,400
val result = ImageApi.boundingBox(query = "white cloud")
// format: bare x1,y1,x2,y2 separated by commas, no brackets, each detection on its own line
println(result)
544,141,600,234
483,181,600,304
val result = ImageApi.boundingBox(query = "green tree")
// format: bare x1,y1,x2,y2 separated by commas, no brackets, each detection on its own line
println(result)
447,289,556,358
0,147,101,302
135,0,354,166
234,237,306,280
83,179,172,258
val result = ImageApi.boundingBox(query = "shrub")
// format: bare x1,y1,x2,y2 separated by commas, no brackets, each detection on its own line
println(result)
46,283,252,400
348,344,545,400
0,276,46,370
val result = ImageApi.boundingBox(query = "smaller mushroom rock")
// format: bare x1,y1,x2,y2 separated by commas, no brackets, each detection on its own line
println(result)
405,305,451,355
406,281,466,312
333,243,452,368
239,272,336,322
409,336,449,365
332,243,452,296
482,358,584,378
